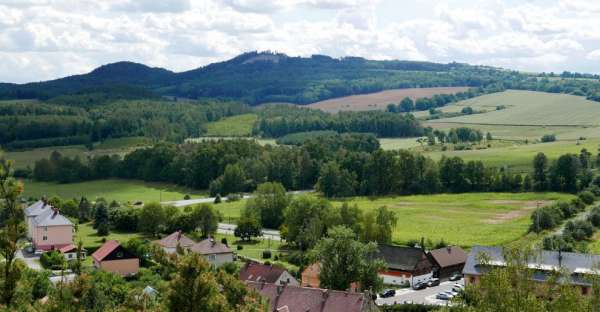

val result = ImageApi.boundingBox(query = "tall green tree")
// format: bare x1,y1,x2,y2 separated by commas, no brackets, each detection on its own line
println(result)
310,226,385,292
284,196,334,250
244,182,289,229
93,201,109,236
138,202,166,236
0,153,26,307
193,204,219,238
532,152,548,191
361,206,397,244
315,161,357,198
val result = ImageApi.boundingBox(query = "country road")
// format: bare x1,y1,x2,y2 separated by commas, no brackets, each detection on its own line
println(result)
218,223,281,241
162,190,312,208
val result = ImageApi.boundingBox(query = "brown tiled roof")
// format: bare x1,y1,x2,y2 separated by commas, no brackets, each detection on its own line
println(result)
190,238,232,255
92,240,120,262
240,262,286,283
154,231,195,249
376,245,430,271
247,282,371,312
59,244,77,254
429,246,467,268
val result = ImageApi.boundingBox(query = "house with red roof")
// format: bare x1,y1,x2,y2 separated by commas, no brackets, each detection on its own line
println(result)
154,230,195,254
240,262,299,286
246,282,379,312
91,240,139,276
428,246,467,280
58,244,86,261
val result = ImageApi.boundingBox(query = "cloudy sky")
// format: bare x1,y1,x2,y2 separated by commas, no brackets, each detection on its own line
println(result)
1,0,600,83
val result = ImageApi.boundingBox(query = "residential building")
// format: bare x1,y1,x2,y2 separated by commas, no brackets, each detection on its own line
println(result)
246,281,379,312
92,240,139,276
240,262,299,286
428,246,467,280
58,244,86,261
301,262,321,288
463,246,600,295
24,200,51,239
30,208,73,251
190,238,234,267
376,245,434,286
154,230,195,254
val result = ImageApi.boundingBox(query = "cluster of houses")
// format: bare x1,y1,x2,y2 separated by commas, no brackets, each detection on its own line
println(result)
25,199,600,310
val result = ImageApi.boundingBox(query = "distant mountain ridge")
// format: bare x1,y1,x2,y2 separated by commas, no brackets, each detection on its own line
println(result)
2,51,595,105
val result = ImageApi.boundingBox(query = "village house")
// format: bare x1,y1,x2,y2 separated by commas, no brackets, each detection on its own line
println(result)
26,201,74,251
58,244,86,261
246,281,379,312
301,262,321,288
154,230,195,254
92,240,139,276
240,262,299,286
190,237,234,267
463,246,600,296
376,245,434,286
428,245,467,280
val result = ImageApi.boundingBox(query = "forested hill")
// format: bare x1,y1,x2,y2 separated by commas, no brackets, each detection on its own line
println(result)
2,51,600,105
0,52,512,104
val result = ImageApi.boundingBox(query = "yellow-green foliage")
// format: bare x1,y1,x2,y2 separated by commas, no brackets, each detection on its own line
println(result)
205,114,257,137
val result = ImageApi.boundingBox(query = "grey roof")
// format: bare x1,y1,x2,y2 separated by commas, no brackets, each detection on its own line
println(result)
33,209,73,227
25,200,52,217
190,238,232,255
463,246,600,286
376,245,429,271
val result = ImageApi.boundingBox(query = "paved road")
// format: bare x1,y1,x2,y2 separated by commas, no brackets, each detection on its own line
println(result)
376,279,464,306
218,223,281,241
162,190,313,208
15,250,42,271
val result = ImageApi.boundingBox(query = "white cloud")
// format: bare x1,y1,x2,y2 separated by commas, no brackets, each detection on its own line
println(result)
1,0,600,83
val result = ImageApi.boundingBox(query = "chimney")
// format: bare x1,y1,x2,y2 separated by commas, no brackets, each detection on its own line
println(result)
210,238,215,247
447,246,452,253
420,237,425,251
42,196,48,207
558,249,563,268
177,230,182,242
52,208,58,218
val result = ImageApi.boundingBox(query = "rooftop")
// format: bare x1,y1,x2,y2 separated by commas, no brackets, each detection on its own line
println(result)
33,208,73,227
154,231,195,249
25,200,52,217
429,246,467,268
190,238,232,255
376,245,430,271
240,262,287,284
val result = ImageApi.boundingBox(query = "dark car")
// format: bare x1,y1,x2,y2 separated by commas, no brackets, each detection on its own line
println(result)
379,289,396,298
449,273,462,281
412,282,427,290
427,278,440,287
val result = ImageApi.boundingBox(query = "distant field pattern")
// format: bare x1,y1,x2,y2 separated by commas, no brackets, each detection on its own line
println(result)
306,87,470,113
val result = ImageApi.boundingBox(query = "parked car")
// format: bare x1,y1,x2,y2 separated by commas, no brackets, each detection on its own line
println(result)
452,284,464,292
449,273,462,281
412,282,427,290
427,278,440,287
436,292,452,300
379,289,396,298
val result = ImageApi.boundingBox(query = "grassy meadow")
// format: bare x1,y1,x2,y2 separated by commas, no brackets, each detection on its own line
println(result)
22,179,205,203
204,113,257,137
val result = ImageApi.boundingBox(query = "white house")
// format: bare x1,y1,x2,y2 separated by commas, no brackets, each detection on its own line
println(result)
190,238,234,267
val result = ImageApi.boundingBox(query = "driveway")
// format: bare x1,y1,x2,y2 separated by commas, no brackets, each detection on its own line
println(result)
16,249,42,271
376,279,464,306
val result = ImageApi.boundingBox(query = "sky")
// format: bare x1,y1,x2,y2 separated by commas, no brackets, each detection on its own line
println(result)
1,0,600,83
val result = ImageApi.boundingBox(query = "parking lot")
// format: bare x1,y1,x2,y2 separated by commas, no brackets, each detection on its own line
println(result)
376,279,464,306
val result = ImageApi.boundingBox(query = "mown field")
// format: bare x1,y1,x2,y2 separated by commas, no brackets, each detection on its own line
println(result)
204,113,257,137
307,87,470,113
21,179,205,203
424,90,600,140
4,137,150,169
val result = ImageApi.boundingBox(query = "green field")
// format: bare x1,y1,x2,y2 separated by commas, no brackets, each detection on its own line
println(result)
205,114,257,137
424,90,600,140
379,138,424,150
76,222,146,249
4,137,150,169
22,179,205,203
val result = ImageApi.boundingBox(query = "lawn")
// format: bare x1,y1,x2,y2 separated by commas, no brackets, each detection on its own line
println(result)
331,192,574,248
21,179,206,203
205,114,258,137
75,222,146,249
379,138,424,150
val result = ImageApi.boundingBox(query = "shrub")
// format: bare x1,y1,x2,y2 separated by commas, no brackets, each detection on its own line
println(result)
226,193,242,202
564,220,594,241
588,207,600,227
262,250,272,259
530,204,564,232
184,194,191,200
541,134,556,142
578,191,595,205
221,237,228,246
214,194,222,204
237,245,243,250
40,251,66,270
571,198,585,211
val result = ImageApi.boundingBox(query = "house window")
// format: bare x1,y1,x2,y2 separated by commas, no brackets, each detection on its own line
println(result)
208,254,216,261
42,236,47,241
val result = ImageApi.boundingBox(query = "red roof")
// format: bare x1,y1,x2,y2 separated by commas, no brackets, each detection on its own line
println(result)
92,240,120,262
240,262,287,283
59,244,77,254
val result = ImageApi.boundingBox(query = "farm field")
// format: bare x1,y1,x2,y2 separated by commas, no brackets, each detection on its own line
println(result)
306,87,470,113
425,90,600,140
332,192,574,247
4,137,150,169
21,179,205,203
379,138,423,150
423,138,600,173
204,113,257,137
187,136,276,146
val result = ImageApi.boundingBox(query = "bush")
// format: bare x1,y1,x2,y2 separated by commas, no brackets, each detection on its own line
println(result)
564,220,595,241
530,204,564,232
184,194,191,200
226,193,242,202
588,207,600,227
541,134,556,142
262,250,272,259
40,251,66,270
214,194,222,204
221,238,228,246
578,191,595,205
237,245,243,250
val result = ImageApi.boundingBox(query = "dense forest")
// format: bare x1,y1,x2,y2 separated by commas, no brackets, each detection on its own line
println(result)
0,99,250,149
2,51,600,105
30,137,598,198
